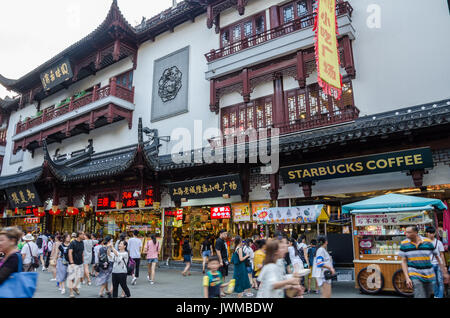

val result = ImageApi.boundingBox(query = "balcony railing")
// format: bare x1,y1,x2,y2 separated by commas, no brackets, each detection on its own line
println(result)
205,1,353,62
209,104,359,148
276,104,360,135
16,79,134,135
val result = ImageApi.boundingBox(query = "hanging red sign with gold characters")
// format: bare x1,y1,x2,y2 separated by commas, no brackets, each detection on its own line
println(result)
314,0,342,99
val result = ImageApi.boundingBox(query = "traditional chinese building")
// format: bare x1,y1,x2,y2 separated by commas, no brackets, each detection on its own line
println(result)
0,0,449,263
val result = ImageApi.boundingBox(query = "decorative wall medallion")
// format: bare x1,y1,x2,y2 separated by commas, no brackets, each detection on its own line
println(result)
158,66,183,102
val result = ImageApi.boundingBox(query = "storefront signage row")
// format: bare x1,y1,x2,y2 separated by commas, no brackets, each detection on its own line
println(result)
5,184,42,209
40,58,73,91
168,174,242,200
280,148,433,183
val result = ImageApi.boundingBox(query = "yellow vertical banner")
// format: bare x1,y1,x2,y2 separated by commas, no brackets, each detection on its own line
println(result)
314,0,342,99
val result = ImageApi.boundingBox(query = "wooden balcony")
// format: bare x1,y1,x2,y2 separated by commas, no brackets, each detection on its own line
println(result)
209,105,359,149
205,1,353,63
13,78,135,154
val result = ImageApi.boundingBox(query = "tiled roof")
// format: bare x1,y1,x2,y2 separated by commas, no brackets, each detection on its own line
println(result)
0,167,43,190
0,96,19,110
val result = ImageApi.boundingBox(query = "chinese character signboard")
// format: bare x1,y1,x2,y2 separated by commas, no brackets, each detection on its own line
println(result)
165,208,183,221
355,212,431,227
232,203,251,222
168,174,242,201
256,205,324,224
24,217,40,224
280,148,433,183
314,0,342,99
251,201,271,217
96,188,155,211
5,184,41,209
40,58,73,91
211,206,231,219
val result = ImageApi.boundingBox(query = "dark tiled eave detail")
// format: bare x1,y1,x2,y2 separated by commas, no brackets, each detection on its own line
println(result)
0,167,43,190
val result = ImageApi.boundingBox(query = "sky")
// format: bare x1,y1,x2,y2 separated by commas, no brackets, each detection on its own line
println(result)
0,0,175,99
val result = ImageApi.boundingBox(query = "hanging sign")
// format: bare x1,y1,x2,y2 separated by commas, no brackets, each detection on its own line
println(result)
211,206,231,219
251,201,271,218
5,184,42,209
24,217,40,224
40,58,73,91
355,212,431,227
168,174,242,200
232,203,251,222
280,148,433,183
314,0,342,99
257,205,325,224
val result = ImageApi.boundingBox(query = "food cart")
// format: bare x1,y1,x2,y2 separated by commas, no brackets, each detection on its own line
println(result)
342,193,446,296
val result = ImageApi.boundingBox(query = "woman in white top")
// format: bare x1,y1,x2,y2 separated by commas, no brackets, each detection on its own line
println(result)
288,238,303,273
312,236,335,298
107,240,131,298
297,235,309,268
257,239,303,298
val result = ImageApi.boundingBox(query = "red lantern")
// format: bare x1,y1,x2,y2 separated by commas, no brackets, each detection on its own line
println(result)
72,208,79,215
49,209,61,216
33,208,45,217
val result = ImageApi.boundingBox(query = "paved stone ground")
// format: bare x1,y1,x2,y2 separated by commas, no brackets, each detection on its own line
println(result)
33,264,401,298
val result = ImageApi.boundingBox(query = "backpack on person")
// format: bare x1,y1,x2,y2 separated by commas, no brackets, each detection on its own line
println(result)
297,243,308,268
36,237,43,249
126,255,136,276
27,243,40,269
98,247,109,270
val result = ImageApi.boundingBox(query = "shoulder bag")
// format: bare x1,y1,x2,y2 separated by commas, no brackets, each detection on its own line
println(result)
0,253,38,298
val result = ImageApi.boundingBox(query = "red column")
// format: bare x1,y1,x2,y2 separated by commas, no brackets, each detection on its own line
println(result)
295,50,306,88
113,39,121,61
269,6,280,29
272,73,285,127
270,173,279,201
206,5,213,29
92,85,98,102
242,68,251,103
341,35,355,78
110,78,117,96
209,79,219,114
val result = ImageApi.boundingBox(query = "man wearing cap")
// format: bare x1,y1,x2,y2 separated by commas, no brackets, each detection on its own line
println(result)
21,233,39,272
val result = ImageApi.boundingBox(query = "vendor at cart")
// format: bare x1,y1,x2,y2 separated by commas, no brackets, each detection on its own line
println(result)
399,225,449,298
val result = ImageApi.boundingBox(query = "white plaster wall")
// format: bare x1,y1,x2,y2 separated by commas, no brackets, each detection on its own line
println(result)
1,58,134,176
348,0,450,115
134,15,219,156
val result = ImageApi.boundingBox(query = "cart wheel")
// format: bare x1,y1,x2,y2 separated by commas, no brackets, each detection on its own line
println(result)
357,267,384,294
392,269,414,297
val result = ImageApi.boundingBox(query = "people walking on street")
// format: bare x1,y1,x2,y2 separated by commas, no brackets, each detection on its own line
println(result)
242,239,255,293
144,234,160,284
56,234,71,294
256,239,303,298
82,233,95,286
95,236,113,298
128,230,142,285
312,236,335,298
45,235,54,271
181,236,192,277
108,240,131,298
425,226,447,298
48,235,60,282
288,238,303,273
0,227,23,285
231,236,251,298
201,236,213,274
215,229,229,280
297,235,309,268
67,231,85,298
21,233,39,272
253,239,266,289
36,232,48,271
399,226,449,298
307,239,319,294
203,256,230,298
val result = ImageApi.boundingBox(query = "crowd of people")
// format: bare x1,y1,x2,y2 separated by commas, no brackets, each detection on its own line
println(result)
201,229,336,298
1,225,448,299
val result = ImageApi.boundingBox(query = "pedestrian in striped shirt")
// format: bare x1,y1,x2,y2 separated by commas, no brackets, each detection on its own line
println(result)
399,225,449,298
